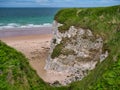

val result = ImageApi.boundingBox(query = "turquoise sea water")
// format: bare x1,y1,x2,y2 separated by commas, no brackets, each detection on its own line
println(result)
0,8,60,29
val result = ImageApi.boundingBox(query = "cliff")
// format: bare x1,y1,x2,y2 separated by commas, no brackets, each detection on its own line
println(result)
45,21,108,85
45,5,120,88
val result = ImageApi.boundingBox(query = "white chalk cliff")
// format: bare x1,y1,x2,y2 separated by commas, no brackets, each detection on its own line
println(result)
45,21,108,85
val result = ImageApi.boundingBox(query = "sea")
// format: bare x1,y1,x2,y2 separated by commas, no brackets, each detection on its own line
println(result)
0,8,60,30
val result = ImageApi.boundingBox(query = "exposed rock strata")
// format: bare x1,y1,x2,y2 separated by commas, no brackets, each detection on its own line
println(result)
45,21,108,85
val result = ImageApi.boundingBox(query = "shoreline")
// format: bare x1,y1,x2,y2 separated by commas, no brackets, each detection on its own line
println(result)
0,26,52,38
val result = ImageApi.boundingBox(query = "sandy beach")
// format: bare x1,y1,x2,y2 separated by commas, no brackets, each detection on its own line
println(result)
0,27,68,84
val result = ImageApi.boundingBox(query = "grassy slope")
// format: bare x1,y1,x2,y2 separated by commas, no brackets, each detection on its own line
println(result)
0,5,120,90
0,41,67,90
54,5,120,90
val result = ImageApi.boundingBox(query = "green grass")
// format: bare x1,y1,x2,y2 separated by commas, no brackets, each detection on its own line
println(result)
1,5,120,90
51,43,63,59
0,41,48,90
55,6,120,38
0,41,68,90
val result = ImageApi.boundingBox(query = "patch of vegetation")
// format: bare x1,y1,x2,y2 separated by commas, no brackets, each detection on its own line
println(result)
90,59,120,90
51,43,63,59
55,8,78,24
53,39,57,44
51,37,76,58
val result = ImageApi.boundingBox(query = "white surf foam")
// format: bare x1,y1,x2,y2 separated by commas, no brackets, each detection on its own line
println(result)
0,23,52,30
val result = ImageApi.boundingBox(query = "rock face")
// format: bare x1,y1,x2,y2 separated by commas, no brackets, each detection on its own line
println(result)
45,21,108,85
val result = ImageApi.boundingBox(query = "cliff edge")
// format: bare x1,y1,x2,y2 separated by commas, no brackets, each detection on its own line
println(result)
45,5,120,87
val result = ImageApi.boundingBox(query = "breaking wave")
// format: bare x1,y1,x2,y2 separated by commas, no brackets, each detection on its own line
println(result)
0,23,52,30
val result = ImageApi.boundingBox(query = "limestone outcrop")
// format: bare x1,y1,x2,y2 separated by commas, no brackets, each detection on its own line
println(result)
45,21,108,85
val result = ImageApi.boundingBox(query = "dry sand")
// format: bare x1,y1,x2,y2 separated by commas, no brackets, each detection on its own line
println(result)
0,30,68,84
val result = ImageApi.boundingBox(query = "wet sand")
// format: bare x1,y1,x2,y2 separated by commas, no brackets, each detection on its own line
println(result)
0,27,68,84
0,27,52,38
